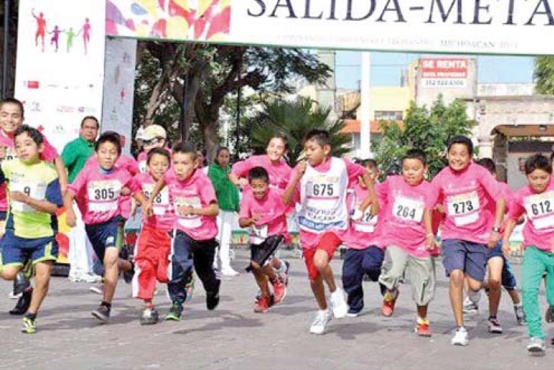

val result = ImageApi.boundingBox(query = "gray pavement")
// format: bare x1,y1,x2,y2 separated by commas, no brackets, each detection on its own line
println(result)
0,250,552,370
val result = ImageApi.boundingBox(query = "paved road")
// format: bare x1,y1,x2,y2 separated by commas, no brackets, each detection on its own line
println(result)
0,250,552,370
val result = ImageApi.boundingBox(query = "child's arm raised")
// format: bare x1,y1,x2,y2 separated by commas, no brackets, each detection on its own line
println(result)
282,161,307,206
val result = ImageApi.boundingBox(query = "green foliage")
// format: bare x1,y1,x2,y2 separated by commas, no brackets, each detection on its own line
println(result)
249,97,351,165
534,56,554,94
373,97,476,178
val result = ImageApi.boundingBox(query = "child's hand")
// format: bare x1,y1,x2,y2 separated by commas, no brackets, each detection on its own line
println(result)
238,178,249,188
177,205,195,216
296,161,307,178
425,234,437,251
66,209,77,228
142,201,153,218
501,240,511,257
10,191,30,204
487,231,500,249
120,187,131,196
251,214,261,224
351,208,364,221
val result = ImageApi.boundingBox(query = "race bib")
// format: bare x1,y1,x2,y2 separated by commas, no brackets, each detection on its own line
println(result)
139,160,147,173
392,196,424,223
354,211,378,233
525,191,554,230
175,196,202,228
87,180,120,212
143,185,169,205
249,224,268,244
2,147,17,162
446,191,480,226
308,181,338,198
10,180,46,213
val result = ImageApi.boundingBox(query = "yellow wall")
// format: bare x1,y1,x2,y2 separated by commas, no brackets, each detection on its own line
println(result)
356,86,412,120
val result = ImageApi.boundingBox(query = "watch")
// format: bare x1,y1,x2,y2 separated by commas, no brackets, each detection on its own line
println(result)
492,226,500,233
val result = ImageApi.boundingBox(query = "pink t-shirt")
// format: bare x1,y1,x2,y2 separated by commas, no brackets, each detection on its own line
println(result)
164,168,218,241
342,182,382,250
483,181,513,235
68,165,136,225
431,162,503,244
378,176,435,257
290,157,366,250
133,172,174,231
239,187,289,244
232,154,292,190
0,130,58,212
508,180,554,252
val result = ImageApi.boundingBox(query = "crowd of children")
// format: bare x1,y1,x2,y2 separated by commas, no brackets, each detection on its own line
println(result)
1,97,553,355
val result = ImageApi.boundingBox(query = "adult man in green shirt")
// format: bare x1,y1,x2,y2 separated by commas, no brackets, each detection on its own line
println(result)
61,116,99,283
62,116,98,183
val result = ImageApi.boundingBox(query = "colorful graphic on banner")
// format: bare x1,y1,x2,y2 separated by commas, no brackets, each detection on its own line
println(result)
106,0,231,41
106,0,554,56
102,38,137,155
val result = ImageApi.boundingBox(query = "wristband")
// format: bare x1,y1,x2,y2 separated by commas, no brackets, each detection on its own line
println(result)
492,226,500,233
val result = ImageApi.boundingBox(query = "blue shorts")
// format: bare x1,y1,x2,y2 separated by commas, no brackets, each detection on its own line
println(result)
85,217,123,263
442,239,488,282
1,230,58,267
487,241,518,290
0,211,7,222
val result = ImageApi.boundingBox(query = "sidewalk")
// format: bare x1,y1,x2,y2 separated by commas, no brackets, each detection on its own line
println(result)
0,250,552,370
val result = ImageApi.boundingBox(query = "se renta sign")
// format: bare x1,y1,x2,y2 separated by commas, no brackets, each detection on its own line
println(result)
106,0,554,55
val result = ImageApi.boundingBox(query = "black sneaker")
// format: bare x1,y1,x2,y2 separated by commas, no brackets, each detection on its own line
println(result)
206,279,221,311
165,302,183,321
9,287,33,315
123,261,135,284
546,305,554,323
91,304,111,322
13,271,31,296
140,308,159,325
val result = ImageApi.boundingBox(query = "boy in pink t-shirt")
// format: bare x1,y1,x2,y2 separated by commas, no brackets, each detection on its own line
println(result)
283,129,376,335
131,148,173,325
502,154,554,354
239,167,288,313
64,132,146,323
340,159,384,318
144,141,220,321
431,136,505,346
377,149,438,337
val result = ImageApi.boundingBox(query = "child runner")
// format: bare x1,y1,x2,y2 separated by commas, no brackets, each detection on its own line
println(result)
0,97,67,316
64,131,146,322
208,146,240,276
0,125,63,333
282,129,376,334
238,166,288,312
502,154,554,354
144,141,221,321
377,149,438,337
230,134,292,284
132,148,173,325
341,159,384,318
430,136,505,346
464,158,525,333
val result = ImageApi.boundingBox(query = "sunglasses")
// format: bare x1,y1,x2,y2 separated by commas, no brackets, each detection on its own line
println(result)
143,137,164,146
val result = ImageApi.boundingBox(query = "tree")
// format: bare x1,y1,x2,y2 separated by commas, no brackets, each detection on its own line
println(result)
249,97,351,165
373,97,476,178
134,43,331,159
534,56,554,94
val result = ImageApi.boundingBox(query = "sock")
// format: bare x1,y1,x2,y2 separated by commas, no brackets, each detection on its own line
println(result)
417,316,429,325
26,312,37,321
101,301,112,310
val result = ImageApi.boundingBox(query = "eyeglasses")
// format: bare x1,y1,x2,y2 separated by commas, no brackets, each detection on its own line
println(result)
143,137,164,146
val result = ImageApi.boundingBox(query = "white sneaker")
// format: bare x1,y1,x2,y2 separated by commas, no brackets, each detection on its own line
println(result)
89,285,104,295
527,337,546,354
330,288,348,319
467,289,481,305
462,297,478,314
8,291,22,299
309,309,332,335
221,268,239,277
81,273,103,283
451,327,469,346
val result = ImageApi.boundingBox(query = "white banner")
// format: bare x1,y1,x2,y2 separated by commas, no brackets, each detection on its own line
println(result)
102,38,137,155
106,0,554,56
15,0,106,153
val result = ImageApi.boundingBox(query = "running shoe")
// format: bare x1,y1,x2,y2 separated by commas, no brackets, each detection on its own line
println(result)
272,280,287,304
415,319,432,337
165,302,183,321
254,296,270,313
91,304,111,322
488,317,503,334
451,327,469,346
381,289,399,317
527,337,545,354
310,309,332,335
9,287,33,316
545,305,554,323
140,308,159,325
330,287,348,318
514,304,526,325
21,315,37,334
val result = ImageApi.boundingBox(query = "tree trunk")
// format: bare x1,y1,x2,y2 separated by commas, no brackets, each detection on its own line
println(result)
202,119,219,161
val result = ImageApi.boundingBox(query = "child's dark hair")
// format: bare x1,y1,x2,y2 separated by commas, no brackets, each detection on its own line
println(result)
359,158,378,169
0,97,24,119
447,135,473,157
267,133,289,151
524,154,552,175
248,166,269,183
172,141,197,160
147,147,171,165
476,158,496,175
95,131,122,155
402,149,427,166
303,129,331,147
14,124,43,146
214,146,230,166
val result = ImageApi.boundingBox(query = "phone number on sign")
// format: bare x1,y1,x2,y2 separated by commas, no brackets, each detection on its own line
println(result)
421,79,467,88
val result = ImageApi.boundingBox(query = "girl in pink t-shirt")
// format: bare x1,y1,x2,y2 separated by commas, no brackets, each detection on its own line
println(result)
377,150,438,337
502,154,554,354
143,142,220,321
239,166,289,313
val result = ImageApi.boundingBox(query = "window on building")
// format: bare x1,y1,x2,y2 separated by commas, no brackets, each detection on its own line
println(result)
375,110,403,121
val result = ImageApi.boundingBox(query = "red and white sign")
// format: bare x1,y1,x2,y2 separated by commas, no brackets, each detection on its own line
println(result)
420,58,469,88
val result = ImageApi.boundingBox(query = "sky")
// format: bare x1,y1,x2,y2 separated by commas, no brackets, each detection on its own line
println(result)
335,51,536,89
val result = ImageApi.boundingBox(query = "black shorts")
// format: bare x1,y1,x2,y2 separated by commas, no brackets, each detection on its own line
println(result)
250,235,284,267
